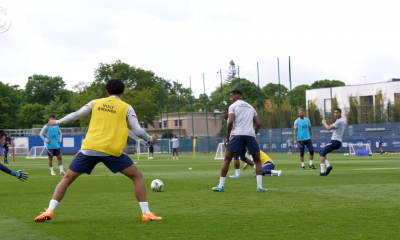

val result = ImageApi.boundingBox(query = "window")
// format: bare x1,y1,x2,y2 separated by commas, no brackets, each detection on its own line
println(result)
360,95,373,123
159,122,162,129
395,93,400,102
163,121,167,128
307,100,312,108
179,120,182,126
175,120,182,127
324,99,332,118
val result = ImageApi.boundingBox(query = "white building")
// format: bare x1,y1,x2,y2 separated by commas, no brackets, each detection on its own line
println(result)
306,80,400,121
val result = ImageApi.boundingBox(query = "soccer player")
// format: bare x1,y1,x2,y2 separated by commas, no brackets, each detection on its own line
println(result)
318,108,345,176
34,79,162,222
148,142,154,160
0,130,28,181
222,108,253,179
3,133,12,164
171,135,179,160
378,136,383,154
286,137,292,155
294,109,316,169
243,150,281,176
212,90,266,192
40,114,65,176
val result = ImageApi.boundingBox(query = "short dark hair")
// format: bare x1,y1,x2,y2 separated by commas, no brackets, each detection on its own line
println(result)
223,109,228,112
231,89,242,96
107,79,125,95
334,108,342,113
49,114,56,119
299,108,304,112
0,130,5,138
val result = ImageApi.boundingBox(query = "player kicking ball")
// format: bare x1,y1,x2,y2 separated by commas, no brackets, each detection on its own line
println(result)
40,114,65,176
243,150,281,177
34,79,162,222
318,108,345,176
0,130,28,181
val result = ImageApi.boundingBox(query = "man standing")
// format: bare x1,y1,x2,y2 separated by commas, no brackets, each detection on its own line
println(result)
40,114,65,176
3,133,12,164
34,79,161,222
378,136,383,154
286,137,292,155
294,109,316,169
212,90,266,192
171,135,179,160
318,108,345,176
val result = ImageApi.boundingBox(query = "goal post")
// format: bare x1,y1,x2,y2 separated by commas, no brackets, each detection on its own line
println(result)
348,143,372,155
214,143,225,160
26,146,48,159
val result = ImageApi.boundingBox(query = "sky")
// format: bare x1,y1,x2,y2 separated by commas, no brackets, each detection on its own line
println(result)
1,0,400,97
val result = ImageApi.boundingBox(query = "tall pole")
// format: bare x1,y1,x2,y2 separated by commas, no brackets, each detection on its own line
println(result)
220,69,224,111
190,76,195,138
257,62,263,148
237,65,241,89
159,81,164,153
177,79,182,145
166,83,169,154
289,56,293,138
278,58,282,149
203,73,210,153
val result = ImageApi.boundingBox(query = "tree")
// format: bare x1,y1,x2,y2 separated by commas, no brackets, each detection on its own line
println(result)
310,79,345,89
23,75,72,105
374,90,386,123
261,83,289,104
0,82,21,129
346,95,360,125
224,60,236,83
307,101,322,126
292,84,311,110
124,88,159,126
17,103,45,128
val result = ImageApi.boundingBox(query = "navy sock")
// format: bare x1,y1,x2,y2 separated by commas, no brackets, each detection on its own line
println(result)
0,162,12,175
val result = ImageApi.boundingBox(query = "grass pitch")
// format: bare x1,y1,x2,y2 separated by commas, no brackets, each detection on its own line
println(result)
1,153,399,240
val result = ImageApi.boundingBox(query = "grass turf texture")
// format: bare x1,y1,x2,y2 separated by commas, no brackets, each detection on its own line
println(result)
1,153,400,240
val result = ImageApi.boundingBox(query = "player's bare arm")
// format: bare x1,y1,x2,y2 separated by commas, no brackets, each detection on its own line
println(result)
293,126,297,145
225,113,235,147
309,127,314,142
253,115,260,135
322,120,336,130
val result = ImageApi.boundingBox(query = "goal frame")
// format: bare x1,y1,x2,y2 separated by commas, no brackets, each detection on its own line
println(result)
348,143,372,155
26,146,48,159
214,143,225,160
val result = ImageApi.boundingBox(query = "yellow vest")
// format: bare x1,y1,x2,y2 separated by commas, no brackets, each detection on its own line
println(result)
81,97,130,156
260,150,272,165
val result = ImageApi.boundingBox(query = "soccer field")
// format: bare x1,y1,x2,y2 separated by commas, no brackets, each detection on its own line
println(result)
1,153,400,240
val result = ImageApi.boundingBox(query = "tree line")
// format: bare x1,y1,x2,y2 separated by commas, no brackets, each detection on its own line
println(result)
0,60,346,130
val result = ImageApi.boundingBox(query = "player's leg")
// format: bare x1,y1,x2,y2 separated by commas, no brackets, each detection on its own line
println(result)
305,140,316,169
230,151,241,178
318,141,341,176
103,154,162,220
176,148,178,160
4,147,8,164
242,157,255,171
261,162,281,176
380,146,383,154
246,136,266,191
35,152,97,222
212,137,238,191
47,149,56,175
172,148,175,160
298,141,306,169
55,149,65,175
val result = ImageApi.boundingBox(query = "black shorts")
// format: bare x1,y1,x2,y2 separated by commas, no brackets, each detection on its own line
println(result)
227,135,259,155
46,148,62,157
298,139,314,157
320,140,342,157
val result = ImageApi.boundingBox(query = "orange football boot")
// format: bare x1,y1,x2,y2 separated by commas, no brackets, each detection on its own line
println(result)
34,209,53,222
142,212,162,221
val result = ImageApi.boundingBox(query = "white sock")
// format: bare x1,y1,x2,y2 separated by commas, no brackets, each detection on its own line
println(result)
59,165,64,172
320,164,325,173
50,167,54,172
271,170,278,175
256,175,262,188
253,165,256,169
235,169,240,176
309,160,313,166
301,162,305,167
325,160,330,168
48,199,59,211
219,177,226,188
139,202,150,214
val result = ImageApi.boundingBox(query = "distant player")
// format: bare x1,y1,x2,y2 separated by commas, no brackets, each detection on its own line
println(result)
40,114,65,176
148,142,154,160
221,109,254,179
318,108,345,176
286,137,292,155
0,130,28,181
243,150,281,176
294,109,316,169
3,133,12,164
171,135,179,160
378,136,383,154
34,79,162,222
212,90,266,192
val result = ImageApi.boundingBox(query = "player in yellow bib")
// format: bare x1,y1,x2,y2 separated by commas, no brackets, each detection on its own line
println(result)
34,79,162,222
243,150,282,176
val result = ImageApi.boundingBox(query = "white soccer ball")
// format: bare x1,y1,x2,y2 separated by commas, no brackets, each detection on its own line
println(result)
151,179,164,192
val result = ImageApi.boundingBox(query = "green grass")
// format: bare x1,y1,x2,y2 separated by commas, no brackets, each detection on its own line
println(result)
1,153,400,240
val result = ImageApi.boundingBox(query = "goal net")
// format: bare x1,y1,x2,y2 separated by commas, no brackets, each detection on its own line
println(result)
349,143,372,155
214,143,225,160
136,139,171,155
26,146,48,159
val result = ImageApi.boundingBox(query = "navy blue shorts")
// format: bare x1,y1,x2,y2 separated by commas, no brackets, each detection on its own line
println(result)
233,146,247,162
227,135,259,155
173,148,178,153
320,140,342,157
69,151,134,174
149,146,154,153
298,139,314,157
47,148,62,157
379,144,383,148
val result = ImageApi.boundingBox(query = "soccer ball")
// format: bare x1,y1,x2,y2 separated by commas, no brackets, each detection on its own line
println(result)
385,152,388,155
151,179,164,192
